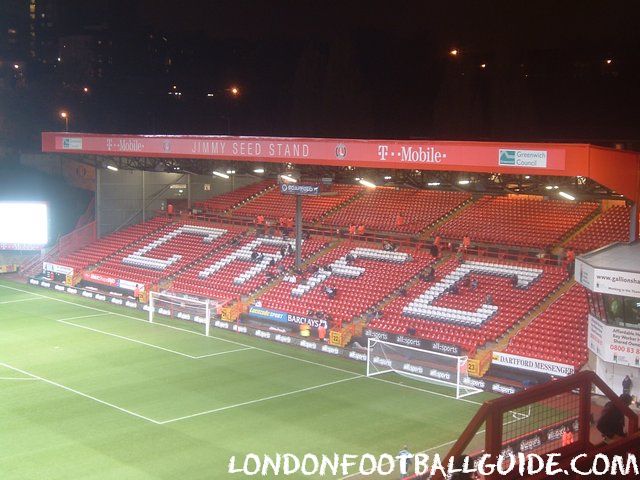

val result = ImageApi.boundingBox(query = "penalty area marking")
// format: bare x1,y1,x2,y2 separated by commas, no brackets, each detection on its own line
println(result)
0,361,162,424
1,283,484,409
0,297,46,305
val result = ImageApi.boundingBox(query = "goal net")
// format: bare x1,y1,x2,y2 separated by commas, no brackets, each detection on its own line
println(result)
366,338,483,399
148,291,212,336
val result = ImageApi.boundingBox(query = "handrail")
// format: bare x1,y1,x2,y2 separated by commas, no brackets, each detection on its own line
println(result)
429,371,638,480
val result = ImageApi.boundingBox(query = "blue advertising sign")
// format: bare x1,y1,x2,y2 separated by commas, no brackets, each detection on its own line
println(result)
248,305,328,329
280,184,321,196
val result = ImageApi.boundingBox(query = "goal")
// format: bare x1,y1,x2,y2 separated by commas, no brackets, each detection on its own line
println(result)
148,291,212,336
366,338,483,399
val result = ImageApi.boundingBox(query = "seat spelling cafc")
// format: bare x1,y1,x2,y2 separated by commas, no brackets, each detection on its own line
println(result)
566,205,630,253
258,243,435,324
370,257,567,356
322,187,470,234
438,196,599,249
55,216,171,271
88,222,245,286
504,284,589,369
172,235,327,299
231,184,363,223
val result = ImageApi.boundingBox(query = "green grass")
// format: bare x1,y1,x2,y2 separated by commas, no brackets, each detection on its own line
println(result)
0,279,490,479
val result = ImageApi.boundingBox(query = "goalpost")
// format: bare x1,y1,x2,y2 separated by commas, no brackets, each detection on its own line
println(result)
366,338,484,399
148,291,212,336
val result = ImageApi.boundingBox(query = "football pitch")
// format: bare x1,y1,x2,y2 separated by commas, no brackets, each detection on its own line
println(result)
0,279,490,479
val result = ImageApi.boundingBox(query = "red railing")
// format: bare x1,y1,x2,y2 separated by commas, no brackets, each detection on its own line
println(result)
427,371,638,480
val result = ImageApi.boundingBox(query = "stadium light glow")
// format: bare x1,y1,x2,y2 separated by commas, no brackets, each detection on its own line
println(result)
106,165,118,172
545,185,553,190
358,179,376,188
253,168,265,173
449,48,459,56
559,191,576,201
383,176,392,180
280,174,298,183
427,182,441,186
213,171,230,179
524,175,530,179
458,179,470,185
226,169,236,174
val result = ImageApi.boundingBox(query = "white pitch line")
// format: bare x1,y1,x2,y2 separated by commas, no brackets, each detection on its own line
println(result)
0,284,357,377
1,283,482,407
368,376,483,406
159,374,364,424
0,283,256,349
0,297,45,305
192,347,253,358
338,405,529,479
57,319,199,359
0,376,39,381
0,361,161,424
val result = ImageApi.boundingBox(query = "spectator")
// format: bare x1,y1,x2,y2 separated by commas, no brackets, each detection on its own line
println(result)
470,278,478,291
566,248,576,274
383,241,396,251
167,203,174,216
280,245,287,257
345,253,355,264
485,294,493,305
348,224,356,236
318,324,327,342
462,234,471,251
597,394,633,443
450,283,460,295
395,213,405,228
357,224,365,235
429,244,439,257
561,426,574,446
511,275,518,288
398,287,408,297
325,285,337,299
623,375,632,395
287,244,294,255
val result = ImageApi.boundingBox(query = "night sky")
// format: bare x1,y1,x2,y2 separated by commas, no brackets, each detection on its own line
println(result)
1,1,640,148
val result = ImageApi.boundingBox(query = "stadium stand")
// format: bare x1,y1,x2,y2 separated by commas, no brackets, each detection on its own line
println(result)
195,179,276,213
505,284,589,368
322,187,471,234
566,205,630,253
231,184,363,222
370,257,568,355
171,235,327,299
438,196,599,249
88,222,245,285
258,243,434,324
56,216,171,271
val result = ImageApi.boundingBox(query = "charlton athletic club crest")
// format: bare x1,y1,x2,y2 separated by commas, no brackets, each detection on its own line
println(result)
162,140,171,153
335,143,347,160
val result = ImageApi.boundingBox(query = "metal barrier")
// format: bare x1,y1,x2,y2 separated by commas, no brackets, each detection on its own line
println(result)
427,370,638,480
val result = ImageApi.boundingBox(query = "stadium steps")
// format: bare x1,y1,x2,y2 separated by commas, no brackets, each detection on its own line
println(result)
160,230,249,287
419,195,477,240
355,252,453,322
246,237,345,304
560,208,604,246
223,184,279,215
473,278,577,363
311,188,368,227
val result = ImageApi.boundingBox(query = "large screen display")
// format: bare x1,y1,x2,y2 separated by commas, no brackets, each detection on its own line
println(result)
0,202,48,250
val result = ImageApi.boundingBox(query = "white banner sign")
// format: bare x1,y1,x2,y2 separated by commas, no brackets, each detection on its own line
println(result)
43,262,73,276
577,259,640,298
588,315,640,366
492,351,575,377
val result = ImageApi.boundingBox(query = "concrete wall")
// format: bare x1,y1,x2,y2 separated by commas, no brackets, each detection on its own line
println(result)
97,170,261,237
